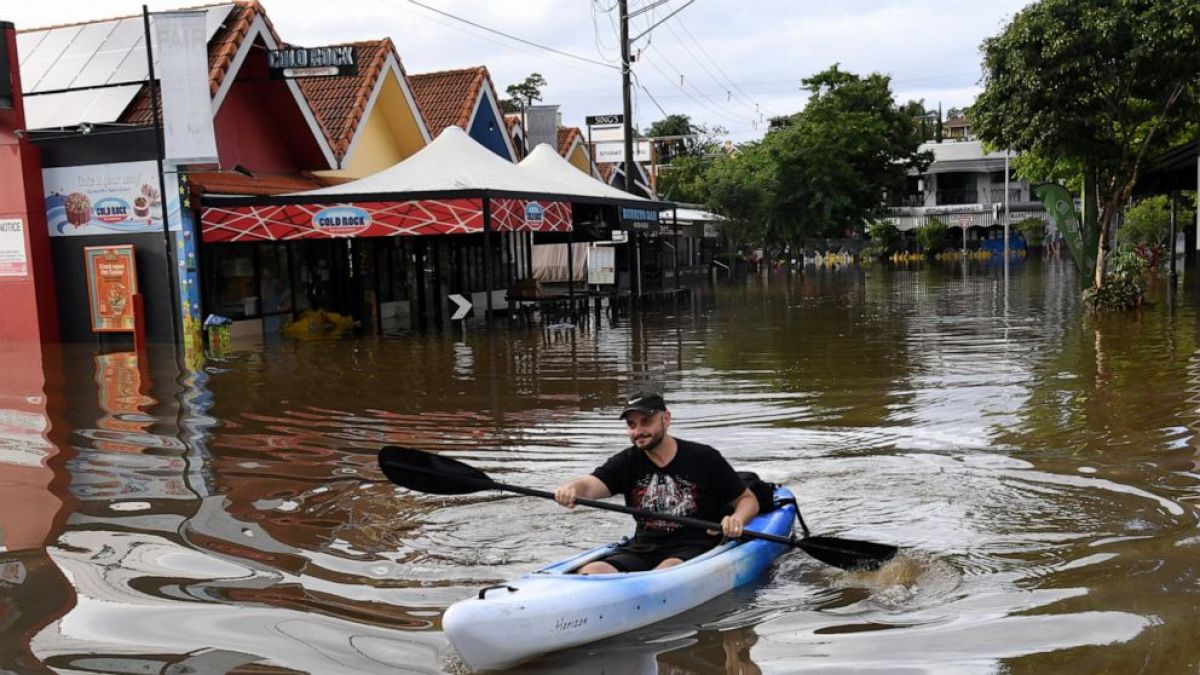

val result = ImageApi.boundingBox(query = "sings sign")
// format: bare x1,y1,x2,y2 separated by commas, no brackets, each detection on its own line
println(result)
268,45,358,78
586,114,623,126
84,245,138,333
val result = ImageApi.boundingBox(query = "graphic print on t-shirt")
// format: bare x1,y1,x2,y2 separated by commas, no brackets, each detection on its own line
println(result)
632,473,698,532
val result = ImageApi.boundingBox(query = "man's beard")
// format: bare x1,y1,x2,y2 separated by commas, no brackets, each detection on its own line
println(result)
635,430,664,452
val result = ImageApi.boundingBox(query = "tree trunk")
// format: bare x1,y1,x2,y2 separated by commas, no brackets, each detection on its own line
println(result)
1093,213,1108,288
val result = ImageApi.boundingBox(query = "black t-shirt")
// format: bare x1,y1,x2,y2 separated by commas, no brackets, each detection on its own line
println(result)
591,438,746,550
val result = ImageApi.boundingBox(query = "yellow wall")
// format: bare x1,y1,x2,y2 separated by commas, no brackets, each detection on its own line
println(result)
567,143,592,175
316,71,428,179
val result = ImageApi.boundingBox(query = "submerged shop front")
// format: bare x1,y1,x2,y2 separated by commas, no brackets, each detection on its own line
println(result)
198,191,571,336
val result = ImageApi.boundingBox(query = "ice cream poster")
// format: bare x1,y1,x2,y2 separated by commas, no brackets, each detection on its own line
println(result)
43,161,177,237
84,245,138,332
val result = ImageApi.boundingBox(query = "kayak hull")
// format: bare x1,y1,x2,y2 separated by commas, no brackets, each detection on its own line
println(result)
442,487,796,670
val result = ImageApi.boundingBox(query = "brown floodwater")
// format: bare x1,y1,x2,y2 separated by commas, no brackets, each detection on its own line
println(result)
2,258,1199,674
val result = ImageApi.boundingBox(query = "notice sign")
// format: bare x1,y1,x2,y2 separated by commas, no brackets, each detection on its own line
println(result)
84,245,138,332
0,218,28,277
588,246,615,285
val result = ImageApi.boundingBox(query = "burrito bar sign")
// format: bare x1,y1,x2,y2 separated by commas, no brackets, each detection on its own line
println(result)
267,45,358,78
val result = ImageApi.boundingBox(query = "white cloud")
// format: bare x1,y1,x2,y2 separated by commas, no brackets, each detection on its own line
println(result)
7,0,1031,141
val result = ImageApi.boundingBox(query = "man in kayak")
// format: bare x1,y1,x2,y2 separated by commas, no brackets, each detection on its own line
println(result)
553,391,759,574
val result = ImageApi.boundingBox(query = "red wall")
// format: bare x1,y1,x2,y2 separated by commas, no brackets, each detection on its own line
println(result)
213,47,330,173
0,23,58,343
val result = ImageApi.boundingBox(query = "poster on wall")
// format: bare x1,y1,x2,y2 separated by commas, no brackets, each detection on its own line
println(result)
84,245,138,333
43,161,180,237
587,246,615,285
0,219,28,277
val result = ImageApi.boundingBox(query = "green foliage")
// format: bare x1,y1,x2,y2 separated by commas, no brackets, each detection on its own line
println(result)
1122,196,1171,247
761,65,931,246
1014,217,1046,246
501,73,547,113
972,0,1200,287
1121,195,1175,268
645,114,726,164
1082,245,1149,312
701,145,772,254
915,218,948,254
657,154,709,204
865,220,902,258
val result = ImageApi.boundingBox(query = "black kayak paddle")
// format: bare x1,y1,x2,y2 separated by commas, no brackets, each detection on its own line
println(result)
378,446,897,572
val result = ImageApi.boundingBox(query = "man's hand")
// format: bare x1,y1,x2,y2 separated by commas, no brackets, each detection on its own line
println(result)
553,483,578,509
708,515,746,538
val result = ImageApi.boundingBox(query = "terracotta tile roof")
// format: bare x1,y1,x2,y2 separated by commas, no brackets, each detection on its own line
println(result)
504,114,522,133
596,162,615,182
408,66,497,136
944,116,970,128
557,126,582,157
296,38,400,160
123,1,279,126
189,170,338,197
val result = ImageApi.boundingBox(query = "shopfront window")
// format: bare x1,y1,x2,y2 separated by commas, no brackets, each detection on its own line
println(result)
258,244,293,315
207,245,257,319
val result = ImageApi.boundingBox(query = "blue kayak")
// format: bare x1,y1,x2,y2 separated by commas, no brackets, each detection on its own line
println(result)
442,487,796,670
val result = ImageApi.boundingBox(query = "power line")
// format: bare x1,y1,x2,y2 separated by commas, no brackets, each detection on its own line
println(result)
663,21,759,120
401,0,619,70
673,17,772,119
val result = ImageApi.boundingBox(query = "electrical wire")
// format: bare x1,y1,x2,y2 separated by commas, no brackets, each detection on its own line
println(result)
400,0,618,70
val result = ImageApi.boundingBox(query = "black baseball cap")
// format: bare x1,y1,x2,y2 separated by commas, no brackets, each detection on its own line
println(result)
619,391,667,419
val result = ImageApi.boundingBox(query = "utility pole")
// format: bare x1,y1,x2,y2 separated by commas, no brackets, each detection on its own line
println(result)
619,0,634,194
619,0,640,298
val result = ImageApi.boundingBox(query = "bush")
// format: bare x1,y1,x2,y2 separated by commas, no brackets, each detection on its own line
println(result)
915,217,948,254
1122,196,1171,269
865,220,901,258
1015,217,1046,246
1082,245,1149,312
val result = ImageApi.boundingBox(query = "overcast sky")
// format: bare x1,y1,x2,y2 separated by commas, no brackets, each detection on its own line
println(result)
6,0,1031,142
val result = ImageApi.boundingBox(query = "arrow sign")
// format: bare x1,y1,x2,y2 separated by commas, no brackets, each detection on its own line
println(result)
448,293,472,321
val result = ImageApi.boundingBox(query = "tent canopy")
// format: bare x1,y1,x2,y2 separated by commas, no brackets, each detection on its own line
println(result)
298,126,566,200
518,144,670,209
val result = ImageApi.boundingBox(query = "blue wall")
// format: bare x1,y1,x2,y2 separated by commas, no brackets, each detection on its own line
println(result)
468,101,515,161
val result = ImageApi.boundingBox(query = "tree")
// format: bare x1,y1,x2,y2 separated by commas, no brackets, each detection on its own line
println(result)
900,99,938,141
760,65,931,248
972,0,1200,289
501,73,547,113
701,144,773,255
656,153,708,203
645,114,726,164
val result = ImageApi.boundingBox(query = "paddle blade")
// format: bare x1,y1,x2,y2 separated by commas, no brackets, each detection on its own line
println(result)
378,446,493,495
796,536,898,572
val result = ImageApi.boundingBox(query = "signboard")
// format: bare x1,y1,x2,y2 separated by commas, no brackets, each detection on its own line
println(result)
593,140,652,163
621,206,660,231
43,161,172,237
448,293,472,321
84,245,138,333
587,246,615,285
0,218,27,277
268,45,358,78
955,214,975,227
586,114,623,126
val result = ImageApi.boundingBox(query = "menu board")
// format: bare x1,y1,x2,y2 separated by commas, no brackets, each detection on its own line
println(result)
84,245,138,332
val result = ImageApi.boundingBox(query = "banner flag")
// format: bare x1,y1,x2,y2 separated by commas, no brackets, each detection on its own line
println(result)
1035,183,1097,279
153,11,219,165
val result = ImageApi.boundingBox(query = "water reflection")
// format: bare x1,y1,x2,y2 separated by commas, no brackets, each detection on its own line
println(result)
6,262,1200,672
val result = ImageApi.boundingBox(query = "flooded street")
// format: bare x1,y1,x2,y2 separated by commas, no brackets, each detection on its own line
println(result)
4,259,1200,673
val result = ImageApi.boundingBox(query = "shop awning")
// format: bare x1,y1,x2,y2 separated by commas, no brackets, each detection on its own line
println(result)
200,127,576,242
